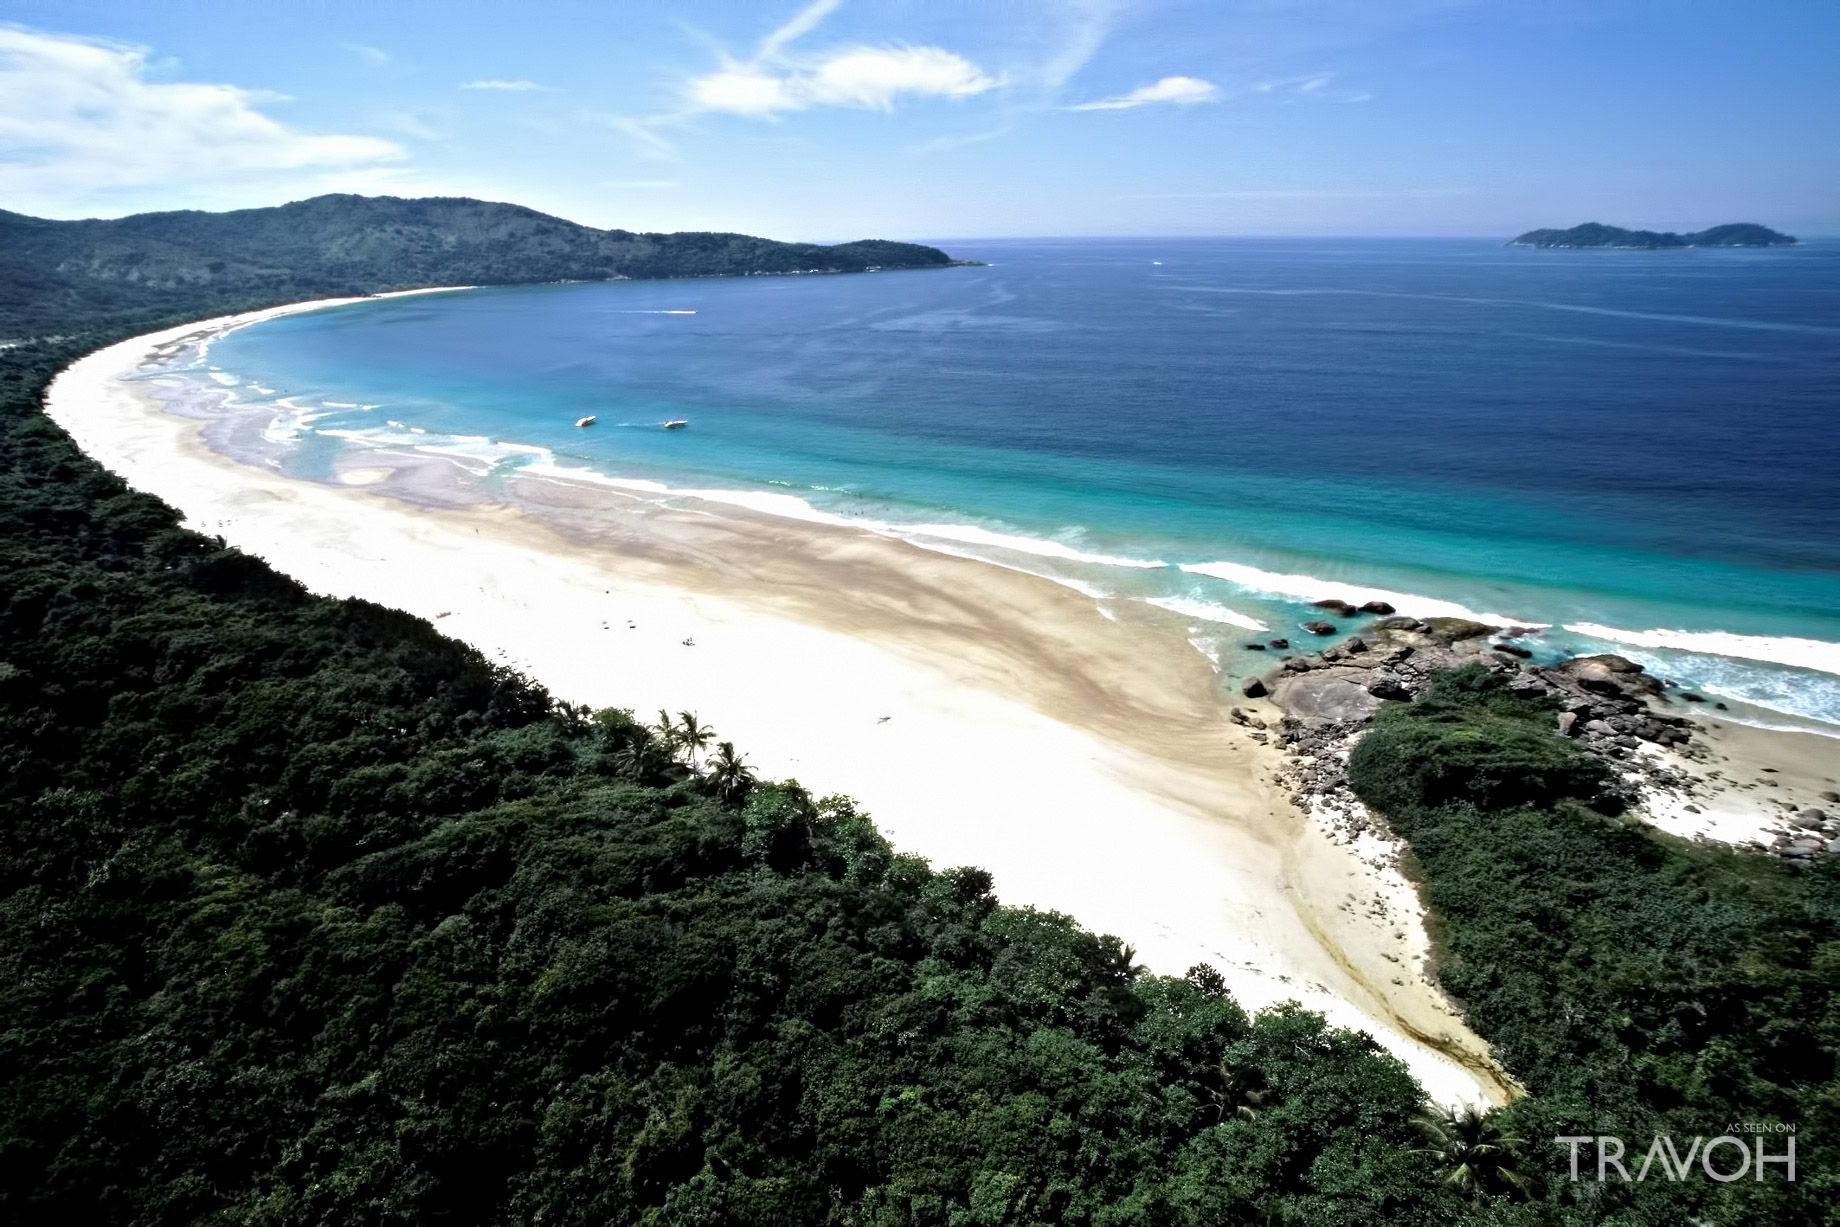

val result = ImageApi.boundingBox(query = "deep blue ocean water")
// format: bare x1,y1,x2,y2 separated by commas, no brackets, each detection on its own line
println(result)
198,237,1840,729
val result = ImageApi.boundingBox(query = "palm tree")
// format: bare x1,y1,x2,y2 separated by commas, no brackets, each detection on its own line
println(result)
552,701,592,737
654,709,681,755
705,741,756,803
1210,1061,1275,1123
612,737,672,782
674,711,715,771
1413,1105,1536,1206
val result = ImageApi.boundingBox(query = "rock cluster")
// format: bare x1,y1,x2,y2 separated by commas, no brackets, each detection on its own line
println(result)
1239,616,1835,865
1768,806,1840,862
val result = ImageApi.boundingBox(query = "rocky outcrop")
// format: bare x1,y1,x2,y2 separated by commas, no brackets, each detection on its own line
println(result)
1270,671,1385,723
1230,615,1813,854
1555,654,1664,699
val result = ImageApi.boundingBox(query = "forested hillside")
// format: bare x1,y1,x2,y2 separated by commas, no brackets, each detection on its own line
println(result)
0,194,955,337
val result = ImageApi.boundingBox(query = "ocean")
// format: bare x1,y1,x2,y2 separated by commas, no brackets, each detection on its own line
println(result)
189,237,1840,732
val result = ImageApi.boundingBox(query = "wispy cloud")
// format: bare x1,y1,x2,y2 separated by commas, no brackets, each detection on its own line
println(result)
0,28,403,207
381,109,448,142
755,0,844,63
461,79,545,92
901,1,1121,156
1249,73,1370,103
603,114,681,160
607,179,679,190
344,42,391,68
1068,71,1369,115
1068,75,1218,111
1031,0,1122,93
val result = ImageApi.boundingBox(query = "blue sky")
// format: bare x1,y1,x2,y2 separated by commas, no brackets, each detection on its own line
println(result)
1,0,1834,239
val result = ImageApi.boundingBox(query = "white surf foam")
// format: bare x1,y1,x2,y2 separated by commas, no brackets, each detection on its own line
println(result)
1179,560,1538,626
896,523,1165,569
1144,596,1268,632
1565,623,1840,679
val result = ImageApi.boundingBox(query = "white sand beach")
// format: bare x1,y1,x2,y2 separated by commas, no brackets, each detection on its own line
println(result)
46,296,1520,1107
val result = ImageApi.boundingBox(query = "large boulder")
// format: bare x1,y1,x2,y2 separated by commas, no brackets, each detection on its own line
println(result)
1556,654,1663,699
1420,617,1499,645
1273,669,1385,723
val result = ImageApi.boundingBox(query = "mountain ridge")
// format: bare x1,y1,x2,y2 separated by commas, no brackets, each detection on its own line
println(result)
0,193,959,337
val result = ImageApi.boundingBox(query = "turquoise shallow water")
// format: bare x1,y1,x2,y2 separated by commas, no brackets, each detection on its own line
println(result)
194,238,1840,730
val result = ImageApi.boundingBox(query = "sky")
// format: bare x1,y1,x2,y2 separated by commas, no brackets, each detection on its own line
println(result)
1,0,1835,240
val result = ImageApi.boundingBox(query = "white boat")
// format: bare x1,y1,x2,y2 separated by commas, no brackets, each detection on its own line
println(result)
662,419,689,430
575,415,596,428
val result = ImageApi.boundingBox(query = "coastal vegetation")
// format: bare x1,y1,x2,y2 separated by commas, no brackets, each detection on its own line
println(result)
1506,221,1797,248
1349,666,1838,1224
1,206,1833,1222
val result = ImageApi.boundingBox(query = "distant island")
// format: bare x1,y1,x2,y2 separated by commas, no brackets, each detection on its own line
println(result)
1507,221,1797,249
0,194,961,338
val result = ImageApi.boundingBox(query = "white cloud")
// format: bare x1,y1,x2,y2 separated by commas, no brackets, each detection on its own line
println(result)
803,46,997,110
1069,75,1218,111
606,179,679,190
686,46,996,117
687,69,800,117
611,3,997,156
461,78,545,92
0,28,404,207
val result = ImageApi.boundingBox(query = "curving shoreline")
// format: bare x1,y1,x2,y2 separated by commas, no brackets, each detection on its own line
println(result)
45,295,1520,1107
